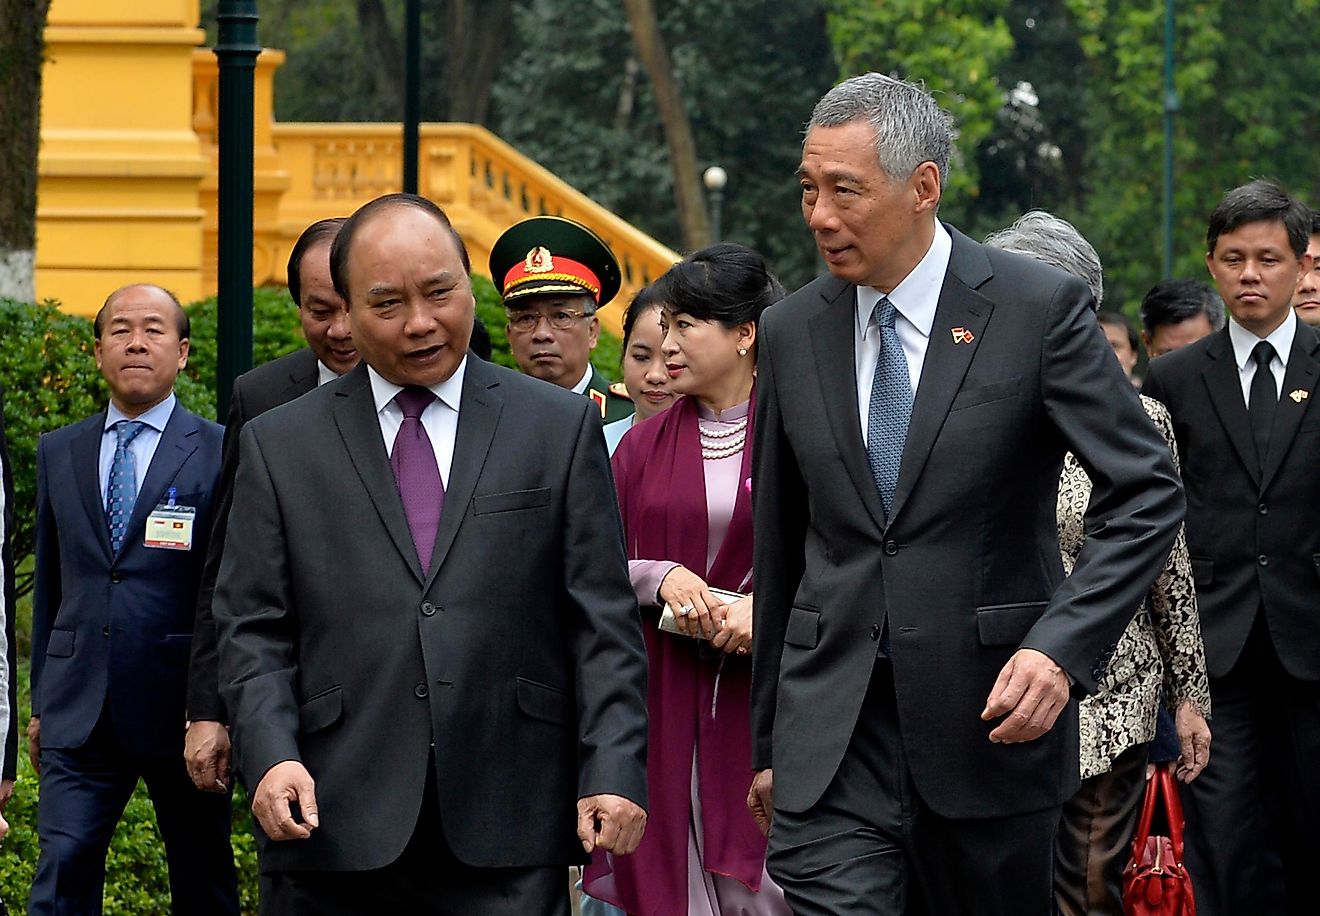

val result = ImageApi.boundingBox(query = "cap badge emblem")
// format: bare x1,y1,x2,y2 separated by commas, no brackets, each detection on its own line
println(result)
525,246,554,273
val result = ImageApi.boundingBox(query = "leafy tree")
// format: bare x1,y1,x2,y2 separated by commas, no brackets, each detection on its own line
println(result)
0,0,50,300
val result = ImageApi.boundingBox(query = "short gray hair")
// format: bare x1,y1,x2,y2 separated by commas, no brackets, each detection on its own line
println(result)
984,210,1104,308
807,73,956,190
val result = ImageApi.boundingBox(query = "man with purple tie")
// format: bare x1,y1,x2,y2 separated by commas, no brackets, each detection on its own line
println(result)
213,193,649,915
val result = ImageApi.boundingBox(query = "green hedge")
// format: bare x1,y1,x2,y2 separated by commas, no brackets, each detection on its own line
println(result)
0,280,621,912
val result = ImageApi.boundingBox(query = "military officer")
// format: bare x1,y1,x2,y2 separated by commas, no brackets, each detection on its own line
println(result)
490,216,634,422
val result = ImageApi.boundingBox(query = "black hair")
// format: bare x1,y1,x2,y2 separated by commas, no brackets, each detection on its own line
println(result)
1311,208,1320,237
621,284,665,347
329,193,471,301
648,242,785,335
1096,311,1138,352
1139,279,1225,334
1206,179,1310,257
94,284,190,340
288,217,345,306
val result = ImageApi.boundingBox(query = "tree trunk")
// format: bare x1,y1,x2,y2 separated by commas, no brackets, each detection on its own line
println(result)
621,0,710,251
355,0,403,113
0,0,50,301
443,0,513,124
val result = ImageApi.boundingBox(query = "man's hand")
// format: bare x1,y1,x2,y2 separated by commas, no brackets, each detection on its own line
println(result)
0,779,15,811
26,717,40,774
0,810,8,842
710,596,754,655
252,760,319,841
747,768,774,837
576,794,647,855
1174,700,1211,783
184,720,232,793
982,648,1071,743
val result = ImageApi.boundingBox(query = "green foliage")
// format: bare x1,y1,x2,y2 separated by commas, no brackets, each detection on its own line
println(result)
494,0,837,289
0,662,261,913
824,0,1015,216
0,300,105,592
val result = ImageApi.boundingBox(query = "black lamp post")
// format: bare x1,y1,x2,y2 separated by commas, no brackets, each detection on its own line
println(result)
214,1,259,417
402,0,421,194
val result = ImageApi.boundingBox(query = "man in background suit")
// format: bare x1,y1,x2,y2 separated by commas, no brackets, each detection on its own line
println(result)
214,194,649,914
0,391,13,842
184,217,352,793
748,74,1184,915
28,284,237,914
1142,179,1320,916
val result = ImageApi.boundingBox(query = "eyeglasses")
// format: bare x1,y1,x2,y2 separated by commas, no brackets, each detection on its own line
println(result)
507,309,592,333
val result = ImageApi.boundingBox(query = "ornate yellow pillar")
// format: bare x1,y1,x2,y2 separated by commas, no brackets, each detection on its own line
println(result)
36,0,209,316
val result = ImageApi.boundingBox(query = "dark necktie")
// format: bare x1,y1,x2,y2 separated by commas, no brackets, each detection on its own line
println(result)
106,420,147,554
1248,340,1278,469
866,296,913,517
391,387,445,574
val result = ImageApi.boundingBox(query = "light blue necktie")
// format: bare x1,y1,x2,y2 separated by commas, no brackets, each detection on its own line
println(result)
866,296,913,517
106,420,146,554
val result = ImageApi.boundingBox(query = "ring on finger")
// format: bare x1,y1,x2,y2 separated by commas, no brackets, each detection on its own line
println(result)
678,604,695,616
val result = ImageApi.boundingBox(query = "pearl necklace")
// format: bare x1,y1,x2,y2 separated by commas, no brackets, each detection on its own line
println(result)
699,416,748,460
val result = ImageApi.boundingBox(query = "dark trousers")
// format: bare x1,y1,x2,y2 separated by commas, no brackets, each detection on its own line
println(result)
263,766,570,916
766,659,1060,916
29,709,239,916
1054,740,1150,916
1181,617,1320,916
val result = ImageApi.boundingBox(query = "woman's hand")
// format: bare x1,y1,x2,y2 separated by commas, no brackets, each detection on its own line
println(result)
1174,700,1211,783
711,595,754,656
658,566,724,639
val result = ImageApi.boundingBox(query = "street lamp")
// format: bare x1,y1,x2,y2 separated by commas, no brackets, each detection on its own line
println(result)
703,165,727,244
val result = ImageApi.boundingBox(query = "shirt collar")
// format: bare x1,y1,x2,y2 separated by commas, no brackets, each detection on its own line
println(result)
368,355,469,416
570,363,594,395
856,221,952,340
1228,309,1296,370
316,360,339,387
105,392,176,433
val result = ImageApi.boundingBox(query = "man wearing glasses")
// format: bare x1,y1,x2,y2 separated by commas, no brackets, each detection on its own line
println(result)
491,217,635,423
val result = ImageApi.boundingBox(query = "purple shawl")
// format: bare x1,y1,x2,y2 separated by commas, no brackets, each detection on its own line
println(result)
585,393,764,916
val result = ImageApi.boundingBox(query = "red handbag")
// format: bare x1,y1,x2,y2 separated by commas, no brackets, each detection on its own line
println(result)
1122,762,1196,916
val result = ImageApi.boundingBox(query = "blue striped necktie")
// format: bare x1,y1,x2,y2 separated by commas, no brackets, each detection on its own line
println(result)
866,296,913,517
106,420,146,554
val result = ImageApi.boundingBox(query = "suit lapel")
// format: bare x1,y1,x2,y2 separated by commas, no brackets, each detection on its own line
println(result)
73,413,113,562
887,230,994,525
120,404,200,556
1261,326,1320,490
423,358,502,591
809,277,887,533
333,364,426,582
1199,330,1261,486
285,349,320,400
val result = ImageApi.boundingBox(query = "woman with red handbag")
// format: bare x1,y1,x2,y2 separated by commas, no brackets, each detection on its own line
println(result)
985,213,1212,916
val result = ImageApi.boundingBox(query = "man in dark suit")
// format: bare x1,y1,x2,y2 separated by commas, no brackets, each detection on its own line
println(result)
28,284,237,915
214,194,649,914
0,389,14,841
1142,179,1320,916
184,217,352,794
748,73,1184,916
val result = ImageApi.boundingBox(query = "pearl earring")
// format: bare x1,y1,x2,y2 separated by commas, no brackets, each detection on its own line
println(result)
738,347,748,357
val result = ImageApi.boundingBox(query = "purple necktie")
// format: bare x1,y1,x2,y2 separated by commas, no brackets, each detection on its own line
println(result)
391,386,445,574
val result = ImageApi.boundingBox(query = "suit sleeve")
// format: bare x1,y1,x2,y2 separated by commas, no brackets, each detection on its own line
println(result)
750,309,809,770
1020,280,1186,693
562,402,649,808
186,381,248,723
214,423,303,784
30,436,61,718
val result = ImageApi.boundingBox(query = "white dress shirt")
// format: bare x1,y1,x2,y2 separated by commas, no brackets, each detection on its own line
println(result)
316,360,339,387
856,222,953,446
367,358,467,487
99,393,177,503
569,364,593,395
1227,310,1295,406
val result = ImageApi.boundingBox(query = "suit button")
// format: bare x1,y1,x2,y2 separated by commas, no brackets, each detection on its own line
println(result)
102,625,111,637
110,572,122,583
414,683,429,698
883,540,899,556
1258,555,1269,567
870,624,881,641
1258,504,1268,515
420,601,436,617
